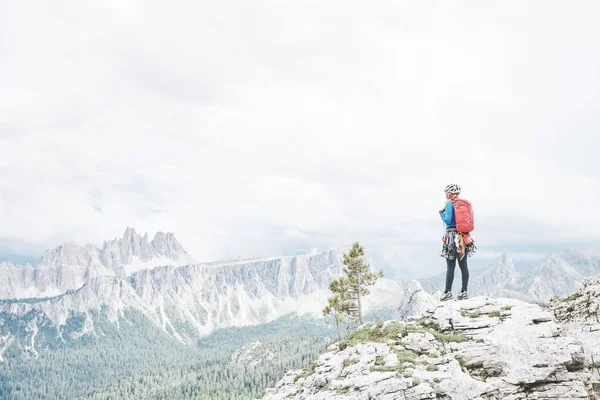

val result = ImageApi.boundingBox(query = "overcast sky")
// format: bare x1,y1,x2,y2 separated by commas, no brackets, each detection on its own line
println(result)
1,1,599,279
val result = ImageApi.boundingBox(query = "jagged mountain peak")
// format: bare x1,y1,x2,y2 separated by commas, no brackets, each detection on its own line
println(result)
36,228,193,271
99,228,194,274
151,231,188,256
480,253,516,276
38,241,94,267
123,226,138,239
496,252,514,266
103,227,146,248
527,253,577,275
0,228,196,300
0,260,16,268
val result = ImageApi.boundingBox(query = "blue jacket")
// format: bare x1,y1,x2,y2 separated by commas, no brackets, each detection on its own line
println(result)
439,202,455,228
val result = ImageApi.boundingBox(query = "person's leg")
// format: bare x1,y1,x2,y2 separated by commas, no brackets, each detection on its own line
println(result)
458,254,470,292
444,257,457,293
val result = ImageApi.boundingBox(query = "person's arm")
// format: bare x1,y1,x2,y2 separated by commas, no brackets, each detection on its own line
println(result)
439,202,454,225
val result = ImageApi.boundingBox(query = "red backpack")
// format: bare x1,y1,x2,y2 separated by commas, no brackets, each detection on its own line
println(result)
454,199,475,233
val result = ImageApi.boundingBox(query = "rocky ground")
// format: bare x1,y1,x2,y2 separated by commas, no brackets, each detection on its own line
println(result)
262,278,600,400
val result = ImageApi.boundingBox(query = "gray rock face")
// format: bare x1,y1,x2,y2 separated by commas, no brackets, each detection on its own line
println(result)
550,276,600,386
396,280,438,320
262,294,600,400
0,261,37,299
0,228,195,299
551,277,600,324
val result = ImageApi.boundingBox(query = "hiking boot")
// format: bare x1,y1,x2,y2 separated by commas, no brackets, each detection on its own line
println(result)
457,290,468,300
440,291,453,301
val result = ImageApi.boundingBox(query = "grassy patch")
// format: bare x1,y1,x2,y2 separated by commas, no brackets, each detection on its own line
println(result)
374,356,385,366
501,305,513,311
412,378,421,387
336,388,349,395
426,363,439,372
293,361,318,382
403,371,413,378
293,372,308,383
342,358,359,368
562,292,582,302
434,377,441,383
394,349,416,365
338,321,405,349
336,317,470,355
462,309,509,320
371,350,416,374
371,365,401,372
432,331,469,343
417,319,442,331
480,369,489,382
455,356,468,373
461,311,481,318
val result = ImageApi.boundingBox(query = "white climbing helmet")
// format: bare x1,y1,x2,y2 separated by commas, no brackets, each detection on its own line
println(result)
444,183,461,194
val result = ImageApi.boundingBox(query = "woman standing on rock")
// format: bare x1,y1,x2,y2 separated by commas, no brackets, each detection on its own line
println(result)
439,183,477,301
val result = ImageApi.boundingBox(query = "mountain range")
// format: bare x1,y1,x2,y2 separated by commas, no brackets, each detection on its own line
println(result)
0,229,598,355
419,250,600,302
0,228,599,399
0,229,411,359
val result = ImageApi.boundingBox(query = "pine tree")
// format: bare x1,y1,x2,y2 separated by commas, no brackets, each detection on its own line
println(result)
338,242,383,325
322,290,351,340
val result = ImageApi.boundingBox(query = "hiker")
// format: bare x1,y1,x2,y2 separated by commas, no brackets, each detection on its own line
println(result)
439,184,477,301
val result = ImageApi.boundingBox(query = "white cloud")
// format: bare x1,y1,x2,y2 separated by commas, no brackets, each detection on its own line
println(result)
0,0,599,278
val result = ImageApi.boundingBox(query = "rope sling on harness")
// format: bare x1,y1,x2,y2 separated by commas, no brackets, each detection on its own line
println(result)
453,231,466,260
458,233,466,260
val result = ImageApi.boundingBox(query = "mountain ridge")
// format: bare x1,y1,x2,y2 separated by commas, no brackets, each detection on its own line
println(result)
3,228,599,304
1,228,600,361
419,249,600,302
0,248,357,350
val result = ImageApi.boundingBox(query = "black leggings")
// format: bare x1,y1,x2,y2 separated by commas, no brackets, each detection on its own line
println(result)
445,256,469,293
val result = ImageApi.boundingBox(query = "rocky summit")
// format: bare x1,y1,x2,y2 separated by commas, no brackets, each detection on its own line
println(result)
262,278,600,400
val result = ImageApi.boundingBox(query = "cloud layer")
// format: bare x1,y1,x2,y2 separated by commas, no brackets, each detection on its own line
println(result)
1,1,599,278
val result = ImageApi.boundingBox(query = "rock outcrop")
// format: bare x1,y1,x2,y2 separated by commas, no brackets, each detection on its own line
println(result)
262,287,600,400
550,276,600,395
